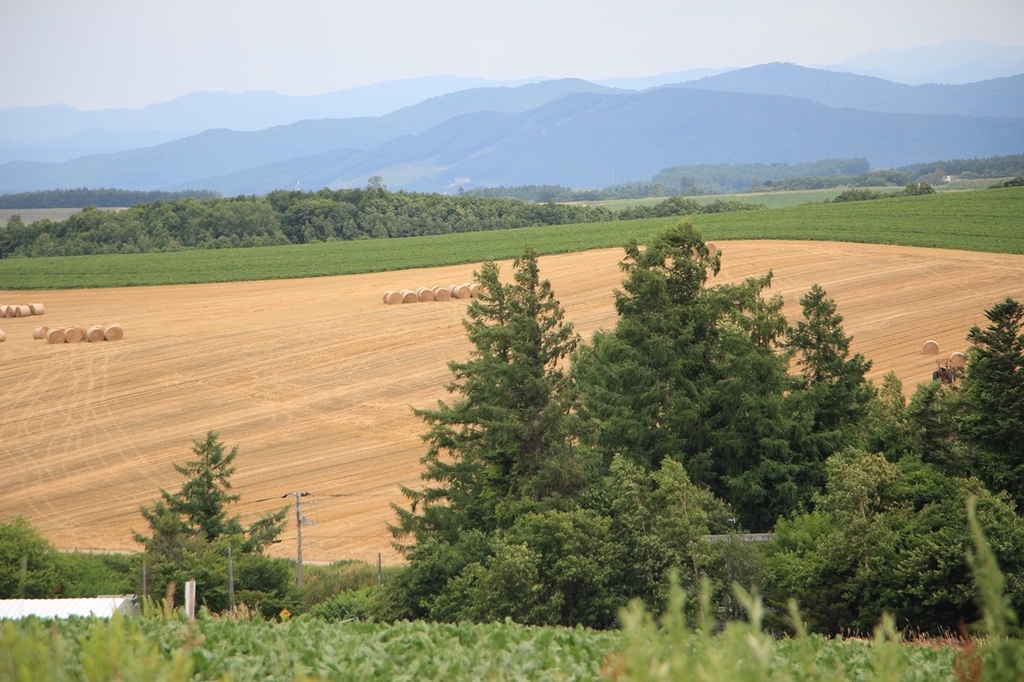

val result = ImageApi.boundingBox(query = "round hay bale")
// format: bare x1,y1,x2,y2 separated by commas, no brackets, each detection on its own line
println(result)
468,283,481,297
2,305,13,318
401,289,419,304
416,286,436,302
29,303,44,315
949,351,966,368
32,326,49,340
383,290,403,305
0,305,6,318
47,328,66,344
432,286,451,301
103,324,124,341
452,284,471,299
922,340,940,355
0,330,5,342
706,242,718,257
65,325,87,343
16,305,32,318
86,325,105,342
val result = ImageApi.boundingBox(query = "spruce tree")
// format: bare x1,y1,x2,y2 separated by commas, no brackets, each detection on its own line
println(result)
133,431,290,611
391,248,584,549
573,222,808,530
135,431,289,552
960,297,1024,505
786,283,874,450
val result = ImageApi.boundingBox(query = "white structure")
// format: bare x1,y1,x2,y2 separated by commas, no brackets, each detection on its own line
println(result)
0,595,137,620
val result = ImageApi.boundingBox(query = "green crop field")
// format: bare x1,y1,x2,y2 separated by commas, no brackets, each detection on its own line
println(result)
688,186,1024,253
1,598,986,682
1,187,1021,290
589,187,853,210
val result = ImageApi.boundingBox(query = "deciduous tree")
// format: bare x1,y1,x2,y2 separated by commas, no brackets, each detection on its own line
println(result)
0,517,62,598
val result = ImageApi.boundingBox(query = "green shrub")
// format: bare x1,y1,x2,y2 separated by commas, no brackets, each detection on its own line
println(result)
308,587,377,621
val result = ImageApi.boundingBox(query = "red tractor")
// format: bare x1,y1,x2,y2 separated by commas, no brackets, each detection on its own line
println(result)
932,359,958,385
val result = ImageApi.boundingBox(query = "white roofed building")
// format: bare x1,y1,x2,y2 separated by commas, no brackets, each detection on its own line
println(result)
0,595,137,620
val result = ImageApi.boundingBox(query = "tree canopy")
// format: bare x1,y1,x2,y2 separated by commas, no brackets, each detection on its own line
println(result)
133,431,291,615
373,223,1023,634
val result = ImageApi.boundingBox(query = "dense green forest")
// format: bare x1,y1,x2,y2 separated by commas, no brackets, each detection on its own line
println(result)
0,186,760,258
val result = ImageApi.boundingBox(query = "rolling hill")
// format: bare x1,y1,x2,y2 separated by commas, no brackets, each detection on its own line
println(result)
1,66,1021,196
676,62,1024,117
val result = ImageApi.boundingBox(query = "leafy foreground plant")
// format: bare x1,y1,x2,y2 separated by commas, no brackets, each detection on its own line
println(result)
1,497,1020,681
610,496,1024,682
611,579,957,682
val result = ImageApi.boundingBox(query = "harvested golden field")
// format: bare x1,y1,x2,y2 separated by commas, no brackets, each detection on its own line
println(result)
2,241,1023,565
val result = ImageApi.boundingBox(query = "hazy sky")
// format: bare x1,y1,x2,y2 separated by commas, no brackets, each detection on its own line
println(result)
2,0,1022,110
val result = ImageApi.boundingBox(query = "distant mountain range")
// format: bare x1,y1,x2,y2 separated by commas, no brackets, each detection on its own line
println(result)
824,39,1024,85
1,47,1022,196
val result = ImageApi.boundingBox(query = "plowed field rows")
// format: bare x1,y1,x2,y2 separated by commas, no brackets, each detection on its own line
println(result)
2,241,1022,565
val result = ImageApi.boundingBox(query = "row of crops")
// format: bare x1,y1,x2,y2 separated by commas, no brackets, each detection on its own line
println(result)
0,607,968,681
4,582,1021,681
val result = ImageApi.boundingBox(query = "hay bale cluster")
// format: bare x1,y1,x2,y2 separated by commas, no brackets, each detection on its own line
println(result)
384,283,480,305
0,302,45,342
0,303,44,318
0,300,124,344
42,324,124,344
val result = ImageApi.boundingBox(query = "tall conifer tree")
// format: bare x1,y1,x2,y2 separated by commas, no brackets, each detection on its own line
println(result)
391,248,584,549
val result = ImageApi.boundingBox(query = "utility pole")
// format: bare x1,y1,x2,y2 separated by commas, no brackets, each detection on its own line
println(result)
282,491,312,587
227,545,235,616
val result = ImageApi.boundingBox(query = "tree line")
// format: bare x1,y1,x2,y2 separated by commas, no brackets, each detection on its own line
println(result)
0,187,218,209
903,153,1024,184
0,186,627,258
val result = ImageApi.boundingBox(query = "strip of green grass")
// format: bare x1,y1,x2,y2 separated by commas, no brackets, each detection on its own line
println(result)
593,187,852,210
0,219,673,289
689,186,1024,253
1,187,1020,290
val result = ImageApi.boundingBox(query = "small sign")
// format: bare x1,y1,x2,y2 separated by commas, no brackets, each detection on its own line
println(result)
279,608,291,620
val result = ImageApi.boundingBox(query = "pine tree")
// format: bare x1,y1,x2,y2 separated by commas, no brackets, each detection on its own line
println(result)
391,248,584,549
134,431,288,554
132,431,290,611
573,222,808,530
786,283,874,445
572,222,724,472
960,297,1024,505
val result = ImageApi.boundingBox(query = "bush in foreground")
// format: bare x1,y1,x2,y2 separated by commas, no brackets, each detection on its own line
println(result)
3,501,1021,681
